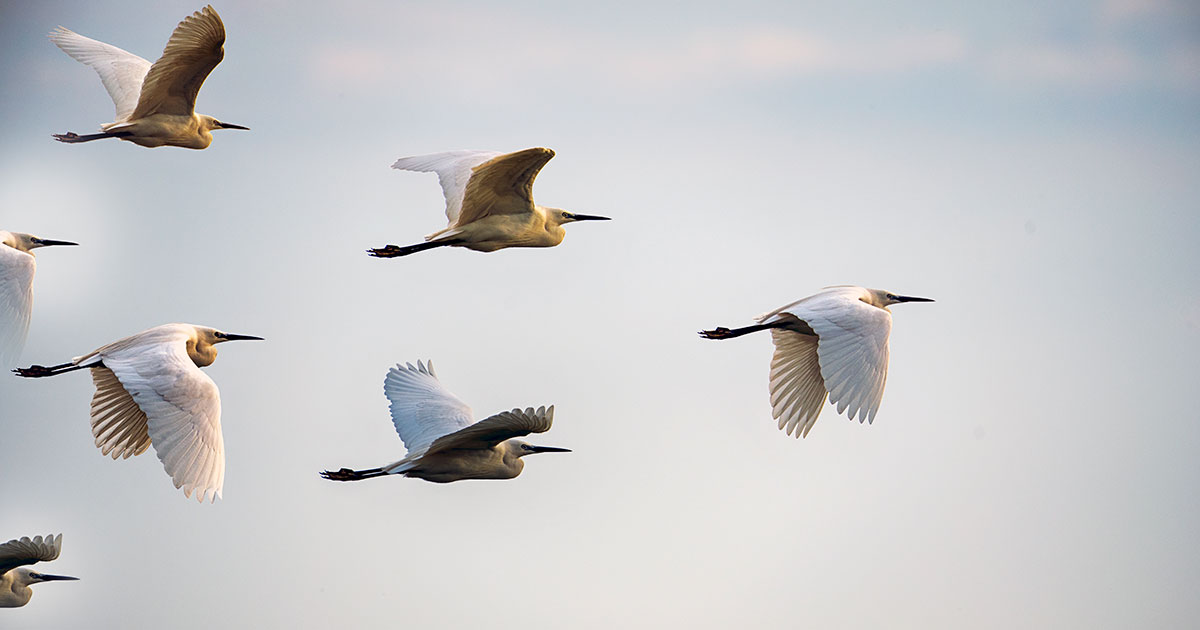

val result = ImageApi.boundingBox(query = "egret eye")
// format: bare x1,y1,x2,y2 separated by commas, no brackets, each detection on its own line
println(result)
887,293,898,300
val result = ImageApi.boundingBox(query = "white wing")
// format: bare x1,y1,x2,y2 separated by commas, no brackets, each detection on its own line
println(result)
0,534,62,575
88,366,153,460
392,150,501,227
0,244,35,367
383,361,474,456
49,26,152,122
767,327,828,437
128,5,226,119
100,333,225,503
778,289,892,424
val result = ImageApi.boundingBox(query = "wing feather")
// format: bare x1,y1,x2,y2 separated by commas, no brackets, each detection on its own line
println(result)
100,333,225,502
0,244,34,367
129,5,225,119
0,534,63,575
49,26,152,121
427,405,554,454
804,296,892,424
391,150,501,227
768,329,828,437
89,367,152,459
458,148,555,226
384,361,474,455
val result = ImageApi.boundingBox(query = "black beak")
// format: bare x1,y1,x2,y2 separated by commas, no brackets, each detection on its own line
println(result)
570,214,611,221
528,445,572,453
38,574,80,582
223,333,264,342
894,295,935,303
32,239,79,247
219,122,250,130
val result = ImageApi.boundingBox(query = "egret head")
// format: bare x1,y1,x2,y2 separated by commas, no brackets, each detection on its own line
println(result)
515,441,572,457
546,207,612,228
0,231,78,254
14,566,80,586
867,288,935,309
200,115,250,132
188,327,264,367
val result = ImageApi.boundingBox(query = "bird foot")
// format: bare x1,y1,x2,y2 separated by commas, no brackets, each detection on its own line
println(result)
698,327,733,340
52,132,82,143
320,468,360,481
366,245,404,258
13,365,56,378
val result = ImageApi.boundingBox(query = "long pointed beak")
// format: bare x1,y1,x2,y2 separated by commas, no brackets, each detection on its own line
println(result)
33,239,79,247
38,574,80,582
219,122,250,130
895,295,935,303
571,214,611,221
223,333,264,342
528,445,572,453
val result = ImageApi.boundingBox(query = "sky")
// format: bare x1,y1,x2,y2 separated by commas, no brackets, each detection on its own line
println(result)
1,0,1198,627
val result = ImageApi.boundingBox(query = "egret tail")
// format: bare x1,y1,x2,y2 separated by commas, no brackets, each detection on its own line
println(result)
320,467,390,481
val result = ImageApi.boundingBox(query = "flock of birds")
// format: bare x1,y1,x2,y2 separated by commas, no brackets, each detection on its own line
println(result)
2,6,933,608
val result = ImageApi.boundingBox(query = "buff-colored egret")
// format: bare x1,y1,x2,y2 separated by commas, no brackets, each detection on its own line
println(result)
13,323,262,502
368,148,609,258
700,286,933,437
49,5,248,149
0,534,78,608
0,231,78,366
321,360,570,483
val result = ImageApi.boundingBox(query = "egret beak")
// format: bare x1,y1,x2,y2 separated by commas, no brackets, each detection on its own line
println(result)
218,122,250,130
527,445,572,453
570,213,611,221
36,574,80,582
222,333,264,342
894,295,935,303
31,238,79,247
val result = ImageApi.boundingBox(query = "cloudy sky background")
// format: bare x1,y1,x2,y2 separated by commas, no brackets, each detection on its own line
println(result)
2,0,1198,627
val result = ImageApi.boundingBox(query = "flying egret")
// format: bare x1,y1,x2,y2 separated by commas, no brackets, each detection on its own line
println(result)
49,5,249,149
0,231,78,366
699,286,933,437
0,534,78,608
367,148,610,258
321,360,570,483
13,323,263,502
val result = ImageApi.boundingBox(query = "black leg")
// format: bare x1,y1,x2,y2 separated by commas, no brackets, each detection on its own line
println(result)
367,239,458,258
320,467,389,481
52,131,133,144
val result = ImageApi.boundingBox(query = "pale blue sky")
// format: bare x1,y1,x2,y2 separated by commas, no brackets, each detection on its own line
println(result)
2,1,1198,628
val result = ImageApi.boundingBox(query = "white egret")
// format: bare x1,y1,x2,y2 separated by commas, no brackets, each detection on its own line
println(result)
0,534,78,608
321,360,570,483
49,5,249,149
700,286,933,437
14,323,262,502
0,231,78,366
367,148,609,258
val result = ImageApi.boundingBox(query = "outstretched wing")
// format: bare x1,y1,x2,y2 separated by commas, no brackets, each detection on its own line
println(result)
767,326,828,438
426,405,554,455
101,333,225,502
129,5,226,119
49,26,152,121
0,245,35,367
392,150,501,227
384,361,474,456
89,366,153,460
457,148,555,226
0,534,63,575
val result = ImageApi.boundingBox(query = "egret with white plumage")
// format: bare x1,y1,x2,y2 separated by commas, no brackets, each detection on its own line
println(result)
49,5,248,149
0,231,77,366
321,360,570,483
14,323,262,502
368,148,609,258
700,286,933,437
0,534,78,608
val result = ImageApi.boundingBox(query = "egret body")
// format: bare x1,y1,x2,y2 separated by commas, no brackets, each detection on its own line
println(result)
14,323,263,502
322,361,570,483
0,231,78,366
0,534,78,608
700,286,933,437
50,5,248,149
368,148,609,258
